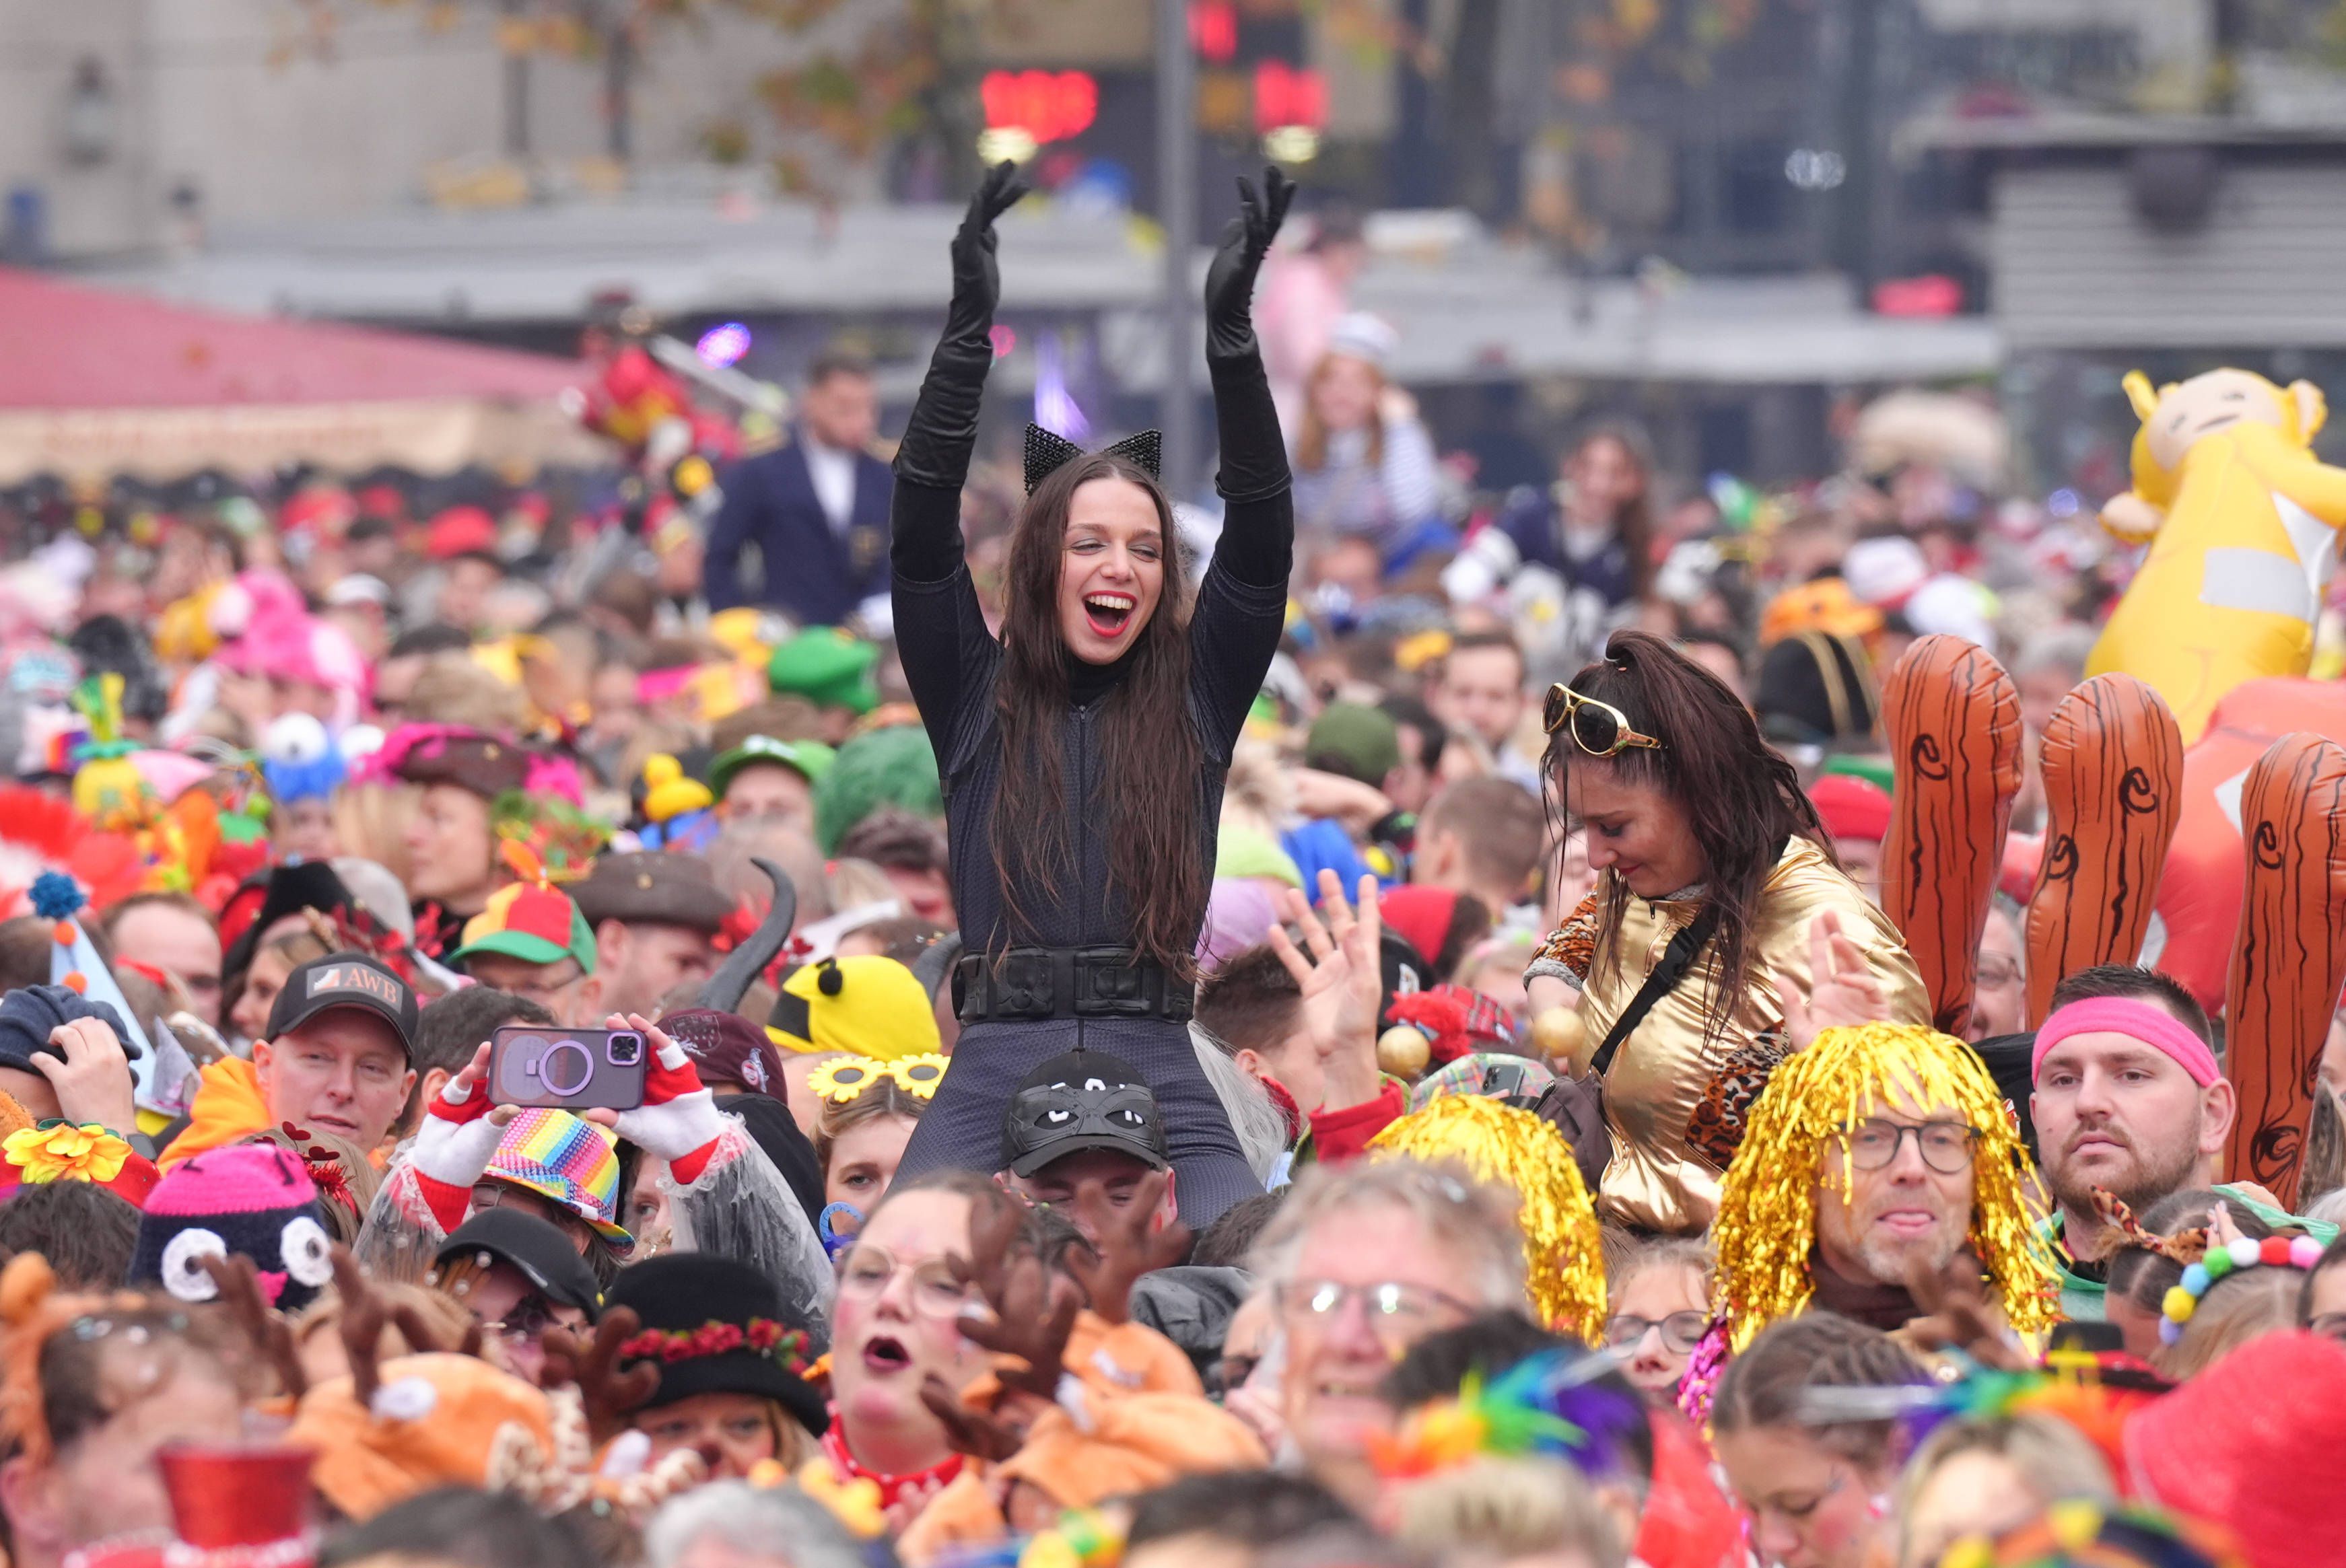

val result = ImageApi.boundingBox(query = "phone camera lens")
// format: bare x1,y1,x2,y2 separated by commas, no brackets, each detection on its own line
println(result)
607,1033,642,1066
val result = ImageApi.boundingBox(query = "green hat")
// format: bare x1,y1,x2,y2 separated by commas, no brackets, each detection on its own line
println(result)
767,628,880,715
1820,753,1896,795
1304,702,1401,785
813,725,942,854
448,882,598,974
708,735,837,797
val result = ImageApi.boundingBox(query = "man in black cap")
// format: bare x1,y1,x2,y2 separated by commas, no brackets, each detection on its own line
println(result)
1000,1048,1180,1247
166,952,419,1164
571,852,733,1020
435,1207,600,1384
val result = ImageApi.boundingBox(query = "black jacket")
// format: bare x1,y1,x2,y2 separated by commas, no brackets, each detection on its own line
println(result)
703,433,893,623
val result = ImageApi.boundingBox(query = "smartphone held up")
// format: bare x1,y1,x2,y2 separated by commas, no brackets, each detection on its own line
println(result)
488,1024,650,1112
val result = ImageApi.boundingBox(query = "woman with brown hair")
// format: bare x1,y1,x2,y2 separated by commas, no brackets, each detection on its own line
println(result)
1527,630,1926,1234
884,163,1297,1226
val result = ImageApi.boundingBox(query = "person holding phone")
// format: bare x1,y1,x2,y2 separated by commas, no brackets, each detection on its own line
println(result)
884,162,1298,1227
353,1009,832,1343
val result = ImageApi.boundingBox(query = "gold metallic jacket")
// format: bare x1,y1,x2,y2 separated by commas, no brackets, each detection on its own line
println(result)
1559,837,1929,1236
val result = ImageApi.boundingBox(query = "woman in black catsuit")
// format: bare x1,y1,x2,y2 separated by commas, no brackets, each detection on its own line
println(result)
888,162,1297,1227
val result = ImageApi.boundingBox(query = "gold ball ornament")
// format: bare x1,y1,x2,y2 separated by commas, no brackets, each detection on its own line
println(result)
1531,1005,1587,1071
1376,1025,1431,1079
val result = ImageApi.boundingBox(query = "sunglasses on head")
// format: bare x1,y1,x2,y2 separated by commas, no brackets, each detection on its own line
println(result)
1544,684,1664,758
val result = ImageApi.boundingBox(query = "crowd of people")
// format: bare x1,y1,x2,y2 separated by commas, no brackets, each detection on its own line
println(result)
0,164,2337,1568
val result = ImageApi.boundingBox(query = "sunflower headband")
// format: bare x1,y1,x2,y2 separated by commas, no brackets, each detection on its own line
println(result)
809,1054,948,1104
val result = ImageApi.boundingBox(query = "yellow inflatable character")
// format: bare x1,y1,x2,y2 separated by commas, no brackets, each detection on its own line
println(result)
2091,367,2346,742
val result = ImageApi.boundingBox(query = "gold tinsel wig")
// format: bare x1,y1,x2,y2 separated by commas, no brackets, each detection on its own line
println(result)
1369,1093,1606,1341
1711,1022,2059,1353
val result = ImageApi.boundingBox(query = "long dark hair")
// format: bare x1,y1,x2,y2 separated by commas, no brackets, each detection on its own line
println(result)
1568,423,1655,601
1544,630,1826,1043
990,451,1208,976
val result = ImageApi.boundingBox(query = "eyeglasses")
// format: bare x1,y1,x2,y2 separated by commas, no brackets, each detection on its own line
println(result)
1277,1279,1474,1343
485,1295,557,1341
1842,1118,1978,1175
834,1244,973,1318
505,964,586,1005
1544,684,1663,758
1602,1310,1710,1354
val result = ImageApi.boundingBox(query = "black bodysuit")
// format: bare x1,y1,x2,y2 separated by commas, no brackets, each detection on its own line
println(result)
887,344,1294,1228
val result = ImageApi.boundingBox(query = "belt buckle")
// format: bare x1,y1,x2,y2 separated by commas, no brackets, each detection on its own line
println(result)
1076,949,1150,1018
996,952,1056,1018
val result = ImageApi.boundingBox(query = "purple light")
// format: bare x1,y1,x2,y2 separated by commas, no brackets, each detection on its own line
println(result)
696,322,752,369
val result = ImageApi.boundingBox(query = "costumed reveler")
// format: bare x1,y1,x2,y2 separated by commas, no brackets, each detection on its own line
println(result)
1526,633,1928,1234
1684,1020,2061,1417
353,892,831,1341
887,163,1298,1224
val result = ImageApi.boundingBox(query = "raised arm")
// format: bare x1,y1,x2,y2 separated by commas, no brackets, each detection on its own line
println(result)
1202,168,1298,590
891,162,1029,583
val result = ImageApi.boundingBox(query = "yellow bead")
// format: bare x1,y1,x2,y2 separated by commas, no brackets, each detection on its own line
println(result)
1377,1025,1430,1079
2162,1285,2197,1322
1530,1005,1587,1069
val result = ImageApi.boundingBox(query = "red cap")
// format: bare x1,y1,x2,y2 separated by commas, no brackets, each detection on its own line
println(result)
425,505,497,560
1808,774,1892,845
1379,886,1460,971
2125,1331,2346,1568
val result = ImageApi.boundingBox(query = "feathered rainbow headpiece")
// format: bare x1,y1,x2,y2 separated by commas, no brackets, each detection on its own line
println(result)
1710,1022,2060,1353
1369,1346,1650,1484
1368,1092,1606,1341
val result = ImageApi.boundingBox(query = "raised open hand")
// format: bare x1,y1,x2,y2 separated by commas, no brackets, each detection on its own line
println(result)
539,1306,660,1447
1063,1170,1192,1324
1204,168,1297,358
944,161,1031,345
1776,909,1888,1050
1268,869,1385,1108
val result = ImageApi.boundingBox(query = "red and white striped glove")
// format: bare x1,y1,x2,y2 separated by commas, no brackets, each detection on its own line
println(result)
409,1061,502,1234
611,1014,729,1184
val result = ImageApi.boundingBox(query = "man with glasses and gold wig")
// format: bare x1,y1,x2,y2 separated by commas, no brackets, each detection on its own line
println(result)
1680,1021,2062,1419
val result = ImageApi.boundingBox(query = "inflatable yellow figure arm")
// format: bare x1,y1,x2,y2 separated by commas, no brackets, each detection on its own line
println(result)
2102,371,2172,544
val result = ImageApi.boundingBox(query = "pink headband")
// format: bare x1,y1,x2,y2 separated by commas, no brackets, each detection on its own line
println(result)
2032,997,2220,1088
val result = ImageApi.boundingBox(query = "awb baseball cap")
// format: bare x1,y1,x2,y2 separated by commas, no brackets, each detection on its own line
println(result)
265,952,421,1060
1000,1048,1169,1179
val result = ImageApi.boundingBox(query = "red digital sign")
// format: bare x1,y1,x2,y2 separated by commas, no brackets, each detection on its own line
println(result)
1252,59,1325,133
981,70,1099,146
1191,0,1237,62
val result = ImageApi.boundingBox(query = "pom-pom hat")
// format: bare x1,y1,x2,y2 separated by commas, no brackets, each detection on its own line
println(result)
128,1143,335,1312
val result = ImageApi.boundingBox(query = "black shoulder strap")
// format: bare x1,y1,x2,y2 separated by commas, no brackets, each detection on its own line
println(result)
1590,904,1721,1080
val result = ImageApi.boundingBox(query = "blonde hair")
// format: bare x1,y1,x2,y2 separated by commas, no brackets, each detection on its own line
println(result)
1608,1234,1713,1311
1392,1456,1622,1568
334,782,417,888
1896,1411,2114,1567
2154,1263,2303,1380
813,1079,928,1175
1295,351,1388,474
1250,1157,1527,1314
407,651,531,734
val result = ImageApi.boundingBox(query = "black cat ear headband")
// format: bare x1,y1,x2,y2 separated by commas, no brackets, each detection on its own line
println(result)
1023,425,1163,495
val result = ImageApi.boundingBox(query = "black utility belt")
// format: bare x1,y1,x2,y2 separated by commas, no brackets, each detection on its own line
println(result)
956,948,1194,1024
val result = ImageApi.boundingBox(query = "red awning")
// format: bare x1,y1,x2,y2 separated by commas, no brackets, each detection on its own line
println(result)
0,267,607,480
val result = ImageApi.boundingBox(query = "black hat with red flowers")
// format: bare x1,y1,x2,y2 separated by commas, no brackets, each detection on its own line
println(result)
603,1253,826,1436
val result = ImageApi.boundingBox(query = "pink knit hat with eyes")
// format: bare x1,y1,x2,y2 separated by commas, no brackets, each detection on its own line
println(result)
129,1144,334,1312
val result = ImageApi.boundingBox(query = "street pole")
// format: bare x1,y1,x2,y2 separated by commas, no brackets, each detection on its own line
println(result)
1156,0,1198,497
